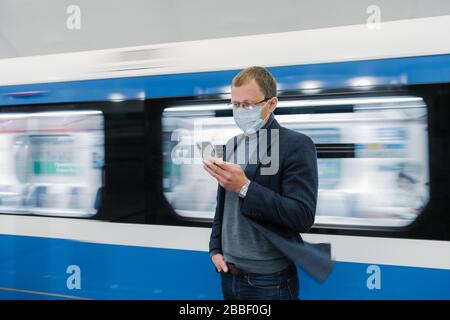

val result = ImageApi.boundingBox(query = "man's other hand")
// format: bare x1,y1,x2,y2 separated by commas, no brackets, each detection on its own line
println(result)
211,253,229,273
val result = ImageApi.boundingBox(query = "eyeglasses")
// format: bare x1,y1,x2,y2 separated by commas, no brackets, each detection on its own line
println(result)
227,97,272,110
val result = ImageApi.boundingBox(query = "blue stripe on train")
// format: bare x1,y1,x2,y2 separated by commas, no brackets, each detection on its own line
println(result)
0,234,449,299
1,54,450,106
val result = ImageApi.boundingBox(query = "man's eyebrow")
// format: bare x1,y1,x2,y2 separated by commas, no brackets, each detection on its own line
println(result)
231,99,252,103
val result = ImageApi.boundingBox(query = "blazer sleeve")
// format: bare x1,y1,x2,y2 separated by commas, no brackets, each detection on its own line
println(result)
208,137,235,255
240,134,318,233
209,180,225,256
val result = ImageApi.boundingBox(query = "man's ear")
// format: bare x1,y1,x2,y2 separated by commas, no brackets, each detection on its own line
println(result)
269,97,278,112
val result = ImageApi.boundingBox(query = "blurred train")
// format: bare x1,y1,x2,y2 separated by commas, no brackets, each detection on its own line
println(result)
0,15,449,299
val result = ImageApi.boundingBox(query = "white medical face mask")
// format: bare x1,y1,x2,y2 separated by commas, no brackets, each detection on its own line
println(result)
232,105,265,135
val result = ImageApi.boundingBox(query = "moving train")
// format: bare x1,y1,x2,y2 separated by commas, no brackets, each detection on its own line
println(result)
0,15,449,299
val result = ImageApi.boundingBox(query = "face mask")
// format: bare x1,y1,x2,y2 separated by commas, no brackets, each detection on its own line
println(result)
233,105,266,135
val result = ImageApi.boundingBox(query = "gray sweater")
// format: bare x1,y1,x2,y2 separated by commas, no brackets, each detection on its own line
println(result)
221,116,291,274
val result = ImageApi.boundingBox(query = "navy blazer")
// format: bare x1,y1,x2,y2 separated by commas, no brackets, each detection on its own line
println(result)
209,114,335,282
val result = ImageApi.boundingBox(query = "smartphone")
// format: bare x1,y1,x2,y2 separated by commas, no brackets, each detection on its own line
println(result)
196,142,223,160
196,141,215,159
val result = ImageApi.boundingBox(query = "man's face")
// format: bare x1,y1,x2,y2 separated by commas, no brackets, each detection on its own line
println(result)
231,79,277,120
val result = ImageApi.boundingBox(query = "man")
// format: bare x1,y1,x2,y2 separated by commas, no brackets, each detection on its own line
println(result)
204,66,333,300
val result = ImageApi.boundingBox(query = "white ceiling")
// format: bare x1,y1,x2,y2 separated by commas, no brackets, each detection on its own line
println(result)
1,0,450,59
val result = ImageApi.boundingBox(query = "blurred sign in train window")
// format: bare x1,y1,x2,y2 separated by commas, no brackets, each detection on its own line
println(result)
162,96,429,229
0,110,104,218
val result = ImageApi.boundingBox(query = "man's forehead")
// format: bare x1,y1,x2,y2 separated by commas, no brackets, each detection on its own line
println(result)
231,79,264,100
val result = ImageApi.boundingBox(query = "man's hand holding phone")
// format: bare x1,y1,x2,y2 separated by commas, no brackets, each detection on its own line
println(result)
203,156,249,193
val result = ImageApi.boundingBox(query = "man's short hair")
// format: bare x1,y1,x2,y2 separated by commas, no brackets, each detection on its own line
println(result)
232,66,277,99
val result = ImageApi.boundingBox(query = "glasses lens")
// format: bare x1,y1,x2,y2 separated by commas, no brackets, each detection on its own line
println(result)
230,99,268,109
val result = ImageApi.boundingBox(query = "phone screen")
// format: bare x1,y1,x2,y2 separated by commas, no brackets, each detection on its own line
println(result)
196,142,216,160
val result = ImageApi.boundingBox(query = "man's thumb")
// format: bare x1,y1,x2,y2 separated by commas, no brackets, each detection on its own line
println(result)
221,261,228,272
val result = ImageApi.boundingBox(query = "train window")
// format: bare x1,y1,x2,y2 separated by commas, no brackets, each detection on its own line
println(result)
162,96,429,229
0,110,104,218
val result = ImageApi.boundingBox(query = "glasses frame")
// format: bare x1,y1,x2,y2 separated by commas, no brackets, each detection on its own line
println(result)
228,97,273,110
